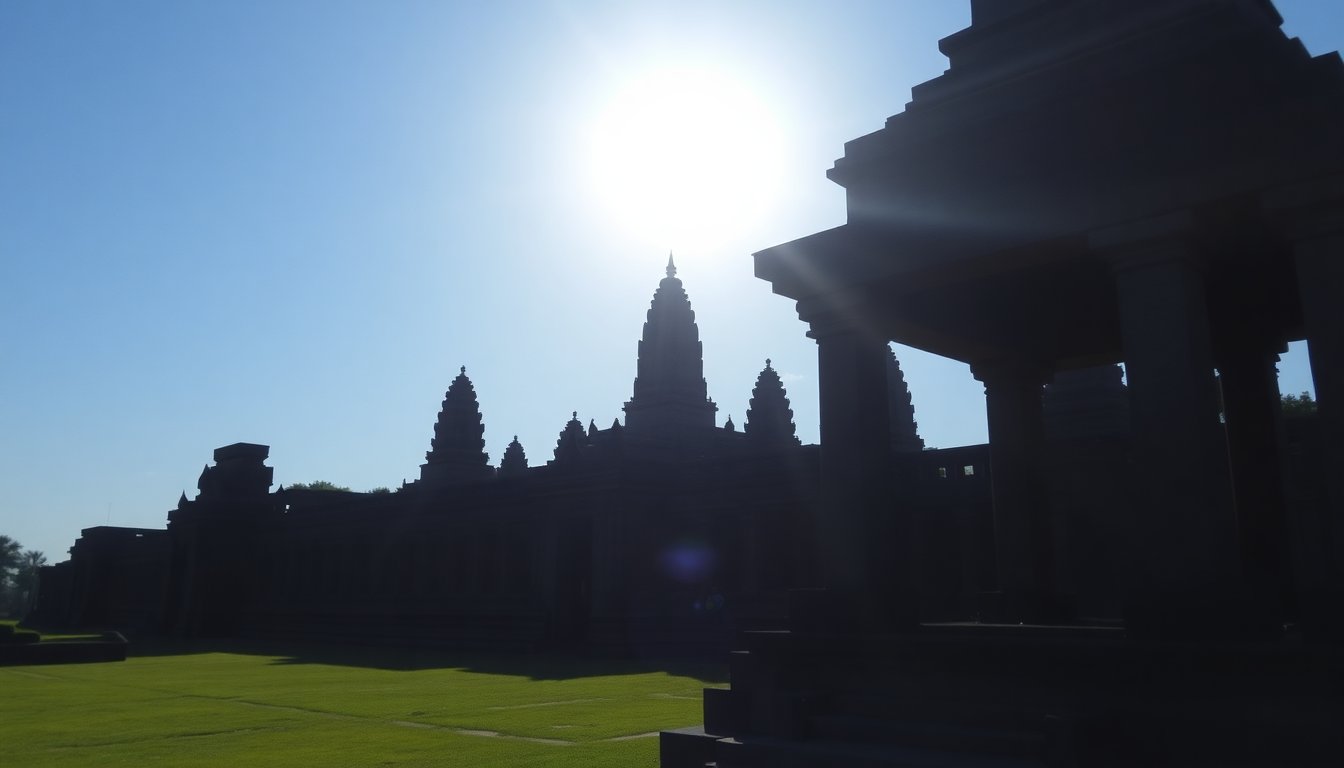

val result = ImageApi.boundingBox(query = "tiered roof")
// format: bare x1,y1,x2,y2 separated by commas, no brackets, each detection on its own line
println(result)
622,255,718,434
553,411,588,463
420,366,492,485
745,359,800,446
887,349,924,454
499,435,528,477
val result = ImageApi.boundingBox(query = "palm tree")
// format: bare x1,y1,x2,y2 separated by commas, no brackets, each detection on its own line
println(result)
0,535,22,616
0,535,19,571
16,550,47,615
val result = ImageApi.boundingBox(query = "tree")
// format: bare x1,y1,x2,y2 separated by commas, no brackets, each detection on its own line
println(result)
1282,391,1317,416
0,535,19,577
0,536,27,617
15,550,46,615
285,481,352,492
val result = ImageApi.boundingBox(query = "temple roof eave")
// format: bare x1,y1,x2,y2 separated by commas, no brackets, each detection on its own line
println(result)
754,224,998,303
753,225,857,301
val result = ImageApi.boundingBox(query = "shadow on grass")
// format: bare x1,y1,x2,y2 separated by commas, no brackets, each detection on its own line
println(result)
121,635,727,683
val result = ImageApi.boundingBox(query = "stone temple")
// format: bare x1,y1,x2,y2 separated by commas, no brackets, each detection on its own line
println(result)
34,256,973,655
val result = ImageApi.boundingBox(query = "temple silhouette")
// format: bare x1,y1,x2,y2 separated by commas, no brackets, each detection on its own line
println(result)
34,256,962,653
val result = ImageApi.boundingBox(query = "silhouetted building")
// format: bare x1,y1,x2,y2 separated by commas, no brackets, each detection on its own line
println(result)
34,263,981,656
34,527,169,635
665,0,1344,765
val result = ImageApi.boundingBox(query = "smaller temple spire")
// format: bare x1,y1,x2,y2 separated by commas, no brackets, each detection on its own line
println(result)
666,252,677,278
553,411,588,464
499,435,529,477
745,359,800,446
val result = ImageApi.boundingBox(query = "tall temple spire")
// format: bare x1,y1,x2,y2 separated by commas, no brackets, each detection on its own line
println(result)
745,359,801,446
887,348,925,454
623,259,718,436
419,366,492,485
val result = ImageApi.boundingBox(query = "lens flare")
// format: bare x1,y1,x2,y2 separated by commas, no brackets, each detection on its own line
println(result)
659,540,715,584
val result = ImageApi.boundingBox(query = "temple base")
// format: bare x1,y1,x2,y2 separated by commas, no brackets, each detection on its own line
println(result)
662,616,1344,766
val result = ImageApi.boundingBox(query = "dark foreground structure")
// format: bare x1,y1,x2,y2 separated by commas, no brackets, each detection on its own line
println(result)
663,0,1344,765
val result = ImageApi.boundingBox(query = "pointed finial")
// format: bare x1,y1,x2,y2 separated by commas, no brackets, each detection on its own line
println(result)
459,365,466,375
666,252,676,278
572,410,578,420
765,358,772,368
513,435,518,442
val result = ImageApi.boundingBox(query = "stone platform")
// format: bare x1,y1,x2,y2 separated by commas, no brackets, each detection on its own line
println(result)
661,622,1344,767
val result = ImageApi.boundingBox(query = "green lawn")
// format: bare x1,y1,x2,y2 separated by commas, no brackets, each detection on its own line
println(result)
0,642,725,767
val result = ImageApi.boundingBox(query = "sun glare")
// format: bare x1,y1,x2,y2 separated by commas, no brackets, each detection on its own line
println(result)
585,65,787,253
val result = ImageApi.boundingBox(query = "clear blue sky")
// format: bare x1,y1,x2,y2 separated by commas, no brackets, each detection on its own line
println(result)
1,1,1338,562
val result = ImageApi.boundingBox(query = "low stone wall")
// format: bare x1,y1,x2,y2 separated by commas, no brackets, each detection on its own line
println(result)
0,632,128,666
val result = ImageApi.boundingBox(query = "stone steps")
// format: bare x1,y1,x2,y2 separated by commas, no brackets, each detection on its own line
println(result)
661,726,1047,768
809,713,1048,760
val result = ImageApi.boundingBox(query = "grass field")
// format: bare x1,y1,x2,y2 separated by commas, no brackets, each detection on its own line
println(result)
0,641,726,767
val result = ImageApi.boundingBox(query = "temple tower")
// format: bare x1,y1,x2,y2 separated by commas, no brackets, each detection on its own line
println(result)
499,436,528,477
622,256,718,437
552,411,588,465
194,442,273,501
887,348,925,454
419,366,492,485
744,359,801,446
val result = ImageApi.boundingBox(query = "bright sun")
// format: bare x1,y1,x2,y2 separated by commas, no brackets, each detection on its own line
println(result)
585,65,787,252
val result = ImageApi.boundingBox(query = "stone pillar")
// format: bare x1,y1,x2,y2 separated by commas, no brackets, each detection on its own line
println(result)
812,325,907,624
1294,232,1344,502
973,359,1054,623
1264,177,1344,637
1217,343,1292,621
1094,219,1239,635
1290,232,1344,634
